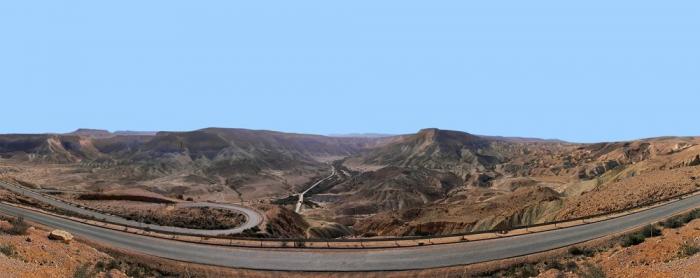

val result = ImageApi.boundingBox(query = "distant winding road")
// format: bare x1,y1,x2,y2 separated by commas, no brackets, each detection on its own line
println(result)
295,165,336,213
0,181,263,236
2,188,700,271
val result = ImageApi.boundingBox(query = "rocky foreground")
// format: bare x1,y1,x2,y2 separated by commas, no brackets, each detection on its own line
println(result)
0,218,128,278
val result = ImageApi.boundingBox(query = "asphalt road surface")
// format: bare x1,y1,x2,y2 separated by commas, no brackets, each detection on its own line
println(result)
295,166,336,213
2,193,700,271
0,181,263,236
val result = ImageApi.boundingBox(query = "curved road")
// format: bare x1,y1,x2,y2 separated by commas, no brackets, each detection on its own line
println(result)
0,181,263,236
1,193,700,271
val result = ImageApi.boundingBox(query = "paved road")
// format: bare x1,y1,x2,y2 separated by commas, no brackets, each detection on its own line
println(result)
2,193,699,271
295,166,336,213
0,181,263,236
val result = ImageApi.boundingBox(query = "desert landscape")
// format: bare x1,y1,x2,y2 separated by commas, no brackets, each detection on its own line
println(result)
5,0,698,276
1,127,700,277
2,128,699,240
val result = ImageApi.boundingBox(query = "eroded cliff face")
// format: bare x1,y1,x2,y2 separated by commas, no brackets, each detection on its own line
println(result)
353,185,564,236
260,205,310,238
329,131,700,237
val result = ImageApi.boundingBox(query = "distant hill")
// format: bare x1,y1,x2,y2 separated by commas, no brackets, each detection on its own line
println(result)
0,127,385,176
68,128,113,138
327,133,396,138
113,131,157,136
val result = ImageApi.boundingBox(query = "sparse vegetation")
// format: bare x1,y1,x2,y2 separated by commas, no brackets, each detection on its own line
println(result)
72,263,94,278
641,225,662,237
543,259,578,272
621,232,646,247
662,216,686,229
621,225,662,247
482,263,540,278
577,263,606,278
124,261,162,278
678,242,700,258
6,216,30,235
661,209,700,229
568,246,595,257
0,243,18,258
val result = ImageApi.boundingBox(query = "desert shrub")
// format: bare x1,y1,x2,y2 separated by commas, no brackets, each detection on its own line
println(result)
94,261,106,272
682,209,700,223
124,262,161,278
0,243,18,257
73,263,94,278
568,246,584,255
568,246,595,257
107,259,121,270
501,263,539,278
94,259,122,273
7,216,30,235
622,225,662,246
640,225,662,237
578,263,606,278
662,209,700,229
544,260,563,270
662,216,685,229
621,233,646,247
518,264,539,278
544,259,580,272
678,242,700,258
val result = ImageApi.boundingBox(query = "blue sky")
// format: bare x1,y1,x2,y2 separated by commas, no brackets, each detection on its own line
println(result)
1,1,698,142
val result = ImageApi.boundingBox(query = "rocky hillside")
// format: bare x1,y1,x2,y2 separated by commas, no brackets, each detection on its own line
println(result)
0,128,386,202
2,127,700,238
320,129,700,237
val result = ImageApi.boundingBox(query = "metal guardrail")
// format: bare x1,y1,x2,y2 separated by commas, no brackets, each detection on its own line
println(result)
2,178,700,249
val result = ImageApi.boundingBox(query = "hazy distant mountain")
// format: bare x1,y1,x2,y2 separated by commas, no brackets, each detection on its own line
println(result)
68,128,113,138
113,131,157,136
66,129,158,138
327,133,396,138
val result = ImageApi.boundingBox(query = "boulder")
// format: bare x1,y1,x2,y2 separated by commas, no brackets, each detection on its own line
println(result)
48,230,73,243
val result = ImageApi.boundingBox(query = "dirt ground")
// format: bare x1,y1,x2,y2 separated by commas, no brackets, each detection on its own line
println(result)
580,218,700,277
0,219,125,278
532,219,700,278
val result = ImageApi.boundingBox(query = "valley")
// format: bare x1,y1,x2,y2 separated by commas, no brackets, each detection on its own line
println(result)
1,127,700,241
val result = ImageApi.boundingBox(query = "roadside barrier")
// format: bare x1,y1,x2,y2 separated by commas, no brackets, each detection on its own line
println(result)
2,179,700,249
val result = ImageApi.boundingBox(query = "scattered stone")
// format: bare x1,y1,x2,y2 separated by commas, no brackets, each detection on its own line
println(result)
25,237,32,242
48,230,73,243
